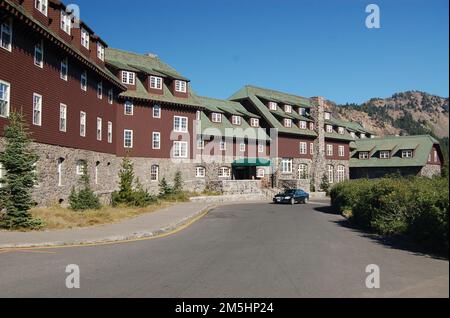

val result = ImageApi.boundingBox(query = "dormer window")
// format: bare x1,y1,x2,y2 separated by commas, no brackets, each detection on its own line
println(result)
250,118,260,127
326,125,333,133
97,43,105,61
268,102,278,111
338,127,345,135
325,112,331,120
402,150,413,159
350,132,356,139
360,133,367,139
232,115,242,126
122,71,135,85
35,0,48,16
380,151,390,159
150,76,163,90
284,119,292,128
299,121,307,130
309,122,315,131
61,11,72,35
81,28,90,49
175,80,187,93
211,113,222,123
359,152,369,160
299,108,306,116
284,105,292,113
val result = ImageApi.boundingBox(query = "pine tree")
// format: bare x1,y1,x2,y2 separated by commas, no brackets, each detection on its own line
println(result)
0,112,42,229
69,161,101,211
173,170,183,194
320,174,330,194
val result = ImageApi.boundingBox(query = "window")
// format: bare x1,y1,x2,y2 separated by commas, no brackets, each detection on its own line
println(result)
257,168,265,178
95,161,100,185
152,132,161,149
34,40,43,68
284,119,292,128
310,142,314,155
239,143,246,152
338,127,345,135
97,43,105,61
220,140,227,151
338,145,345,157
232,116,242,126
284,105,292,113
268,102,278,111
81,71,87,91
211,113,222,123
434,150,439,163
325,112,331,120
402,150,413,159
326,125,333,133
76,160,86,176
218,167,231,178
196,111,201,121
108,89,114,104
61,11,71,35
350,132,356,139
258,144,265,153
96,117,102,141
107,121,113,143
337,165,345,183
196,167,206,178
174,116,188,132
173,141,188,158
121,71,136,85
326,144,333,156
380,151,390,159
153,105,161,118
35,0,48,16
299,142,307,155
359,152,369,159
0,163,5,188
57,158,64,187
327,165,334,184
150,165,159,182
81,28,90,49
281,159,293,174
309,122,315,131
124,101,133,115
150,76,163,90
175,80,187,93
197,138,205,150
124,130,133,148
250,118,260,127
60,58,68,81
1,20,12,52
0,80,10,118
299,108,306,116
299,164,309,180
59,103,67,132
80,111,86,137
32,93,42,126
97,82,103,99
299,121,307,130
360,133,367,139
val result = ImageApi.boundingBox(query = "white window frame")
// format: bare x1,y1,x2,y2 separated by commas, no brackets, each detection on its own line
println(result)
327,165,334,184
338,127,345,135
326,125,333,133
81,28,90,49
0,162,5,188
34,40,44,68
124,101,134,116
299,108,306,116
284,119,292,128
309,122,315,131
326,144,334,157
310,142,314,155
250,118,260,127
232,115,242,126
284,105,292,113
152,132,161,150
0,19,13,52
108,89,114,105
97,82,103,99
32,93,42,126
359,152,369,160
57,158,64,187
299,164,309,180
153,105,161,118
107,121,113,144
81,71,87,91
325,112,331,120
220,140,227,151
59,103,67,132
299,121,307,130
35,0,48,16
196,166,206,178
174,116,188,133
97,43,105,61
338,145,345,157
96,117,102,141
173,141,188,158
197,138,205,150
150,165,159,182
211,113,222,123
175,80,187,93
402,150,413,159
196,111,201,121
0,80,11,118
350,132,356,139
299,142,307,155
258,144,265,154
239,142,246,153
257,168,265,179
124,129,133,149
60,10,71,35
268,102,278,111
218,167,231,178
76,160,86,176
281,158,293,174
80,111,86,137
337,165,345,183
434,150,439,163
150,76,163,90
60,57,68,81
380,151,390,159
121,71,136,85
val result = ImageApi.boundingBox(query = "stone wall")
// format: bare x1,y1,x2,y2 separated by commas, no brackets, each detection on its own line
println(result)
420,164,442,178
207,180,262,195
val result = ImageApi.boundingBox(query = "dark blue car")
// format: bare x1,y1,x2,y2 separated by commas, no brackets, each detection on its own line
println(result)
273,189,310,205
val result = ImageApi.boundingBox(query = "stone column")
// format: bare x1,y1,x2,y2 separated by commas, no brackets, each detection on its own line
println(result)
310,97,326,191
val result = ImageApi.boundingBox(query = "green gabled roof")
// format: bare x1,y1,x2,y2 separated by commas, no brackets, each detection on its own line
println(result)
198,96,260,118
350,135,439,168
327,118,372,135
325,131,357,142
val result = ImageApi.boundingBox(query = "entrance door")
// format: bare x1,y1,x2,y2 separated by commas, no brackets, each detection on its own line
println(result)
233,166,256,180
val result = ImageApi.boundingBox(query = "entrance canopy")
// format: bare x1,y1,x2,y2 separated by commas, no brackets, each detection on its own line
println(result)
232,158,272,167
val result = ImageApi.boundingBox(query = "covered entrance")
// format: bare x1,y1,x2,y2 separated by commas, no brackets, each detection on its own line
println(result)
232,158,271,180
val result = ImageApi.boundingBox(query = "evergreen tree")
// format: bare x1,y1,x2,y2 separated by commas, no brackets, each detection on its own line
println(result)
320,174,330,194
111,157,135,206
159,177,174,198
69,161,101,211
173,170,183,194
0,112,42,229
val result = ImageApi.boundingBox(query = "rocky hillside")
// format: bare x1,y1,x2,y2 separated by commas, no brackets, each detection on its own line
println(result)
326,91,449,138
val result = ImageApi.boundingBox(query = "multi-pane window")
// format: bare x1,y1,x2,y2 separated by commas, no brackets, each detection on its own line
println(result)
232,116,242,125
32,93,42,126
268,102,278,111
124,130,133,148
434,150,439,163
326,144,334,156
337,165,345,183
60,10,71,35
60,58,68,81
76,160,86,176
402,150,413,158
152,132,161,149
196,111,201,121
299,121,307,130
153,105,161,118
97,43,105,61
299,108,306,116
0,163,5,188
173,141,188,158
174,116,188,132
338,145,345,157
299,164,309,180
309,122,315,131
326,125,333,133
59,103,67,132
325,112,331,120
360,133,367,139
380,151,390,159
284,105,292,113
281,158,293,174
35,0,48,16
121,71,136,85
284,119,292,128
81,28,90,49
34,40,44,68
258,144,265,153
310,142,314,155
196,167,206,178
175,80,187,93
218,167,231,178
327,165,334,184
150,165,159,182
359,152,369,159
338,127,345,135
80,111,86,137
107,121,113,143
197,138,205,150
108,89,114,104
299,142,307,155
0,80,10,118
97,82,103,99
0,20,12,52
96,117,102,141
124,101,133,115
211,113,222,123
350,132,356,139
220,140,227,151
239,143,246,153
250,118,260,127
81,71,87,91
57,158,64,187
257,168,265,178
150,76,163,90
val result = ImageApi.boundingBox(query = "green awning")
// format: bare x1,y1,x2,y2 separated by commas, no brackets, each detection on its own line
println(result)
232,158,272,167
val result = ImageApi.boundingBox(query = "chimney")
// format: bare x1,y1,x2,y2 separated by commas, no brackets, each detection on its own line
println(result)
310,97,326,192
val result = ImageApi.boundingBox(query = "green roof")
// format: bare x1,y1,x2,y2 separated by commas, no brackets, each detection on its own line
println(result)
106,48,202,108
233,158,272,167
230,85,311,108
350,135,440,168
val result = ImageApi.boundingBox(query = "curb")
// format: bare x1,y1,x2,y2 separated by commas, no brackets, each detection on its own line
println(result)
0,205,216,250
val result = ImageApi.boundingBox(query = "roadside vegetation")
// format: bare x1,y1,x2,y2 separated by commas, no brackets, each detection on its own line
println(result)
330,176,449,253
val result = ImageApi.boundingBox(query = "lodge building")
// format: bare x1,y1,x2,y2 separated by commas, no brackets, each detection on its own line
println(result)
0,0,444,206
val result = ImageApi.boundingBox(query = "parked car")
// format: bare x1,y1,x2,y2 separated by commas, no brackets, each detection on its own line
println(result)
273,189,310,205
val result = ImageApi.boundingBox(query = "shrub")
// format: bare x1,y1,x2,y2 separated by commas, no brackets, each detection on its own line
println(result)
69,163,101,211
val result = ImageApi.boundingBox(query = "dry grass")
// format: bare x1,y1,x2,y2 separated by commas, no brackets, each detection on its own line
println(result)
30,202,174,231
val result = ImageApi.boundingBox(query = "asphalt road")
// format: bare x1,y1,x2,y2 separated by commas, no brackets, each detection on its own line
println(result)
0,202,448,298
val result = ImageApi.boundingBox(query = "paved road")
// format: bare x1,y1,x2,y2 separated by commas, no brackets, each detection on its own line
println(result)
0,202,448,298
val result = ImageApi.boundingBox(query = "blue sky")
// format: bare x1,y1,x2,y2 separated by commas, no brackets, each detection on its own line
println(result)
73,0,448,104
